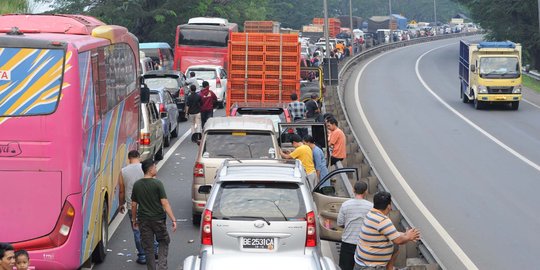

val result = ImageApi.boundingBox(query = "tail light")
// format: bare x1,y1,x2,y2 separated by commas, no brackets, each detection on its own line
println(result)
201,209,213,245
305,211,317,247
159,103,166,113
140,132,151,145
13,201,75,251
216,76,222,88
287,128,294,134
194,162,205,178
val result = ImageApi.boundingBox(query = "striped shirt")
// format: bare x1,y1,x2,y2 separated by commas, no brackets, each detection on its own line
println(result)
354,209,401,266
337,198,373,244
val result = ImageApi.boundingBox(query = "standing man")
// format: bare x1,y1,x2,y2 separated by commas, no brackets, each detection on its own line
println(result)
280,134,317,188
119,150,157,265
354,191,420,270
185,71,200,92
303,135,328,182
326,117,346,166
337,182,372,270
199,81,217,129
0,243,15,270
185,84,202,142
132,159,177,270
305,93,321,121
287,93,306,122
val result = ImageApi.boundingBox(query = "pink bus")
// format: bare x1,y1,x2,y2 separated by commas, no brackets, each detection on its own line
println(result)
0,14,140,269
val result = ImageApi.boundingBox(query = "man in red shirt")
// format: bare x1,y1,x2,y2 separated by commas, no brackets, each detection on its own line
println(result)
326,117,346,166
199,81,217,129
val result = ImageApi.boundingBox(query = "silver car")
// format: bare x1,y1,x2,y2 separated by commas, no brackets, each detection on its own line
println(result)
183,251,339,270
197,159,358,256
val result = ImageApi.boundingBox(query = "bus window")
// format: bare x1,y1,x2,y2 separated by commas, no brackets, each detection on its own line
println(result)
179,28,229,47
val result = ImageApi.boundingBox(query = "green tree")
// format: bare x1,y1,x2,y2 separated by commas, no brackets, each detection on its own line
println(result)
0,0,29,14
453,0,540,68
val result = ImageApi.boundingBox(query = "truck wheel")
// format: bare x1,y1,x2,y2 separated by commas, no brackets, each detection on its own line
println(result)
461,85,469,103
474,98,483,110
510,101,519,110
92,201,108,263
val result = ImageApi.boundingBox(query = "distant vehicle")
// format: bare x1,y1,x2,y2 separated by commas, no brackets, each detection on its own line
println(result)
183,252,339,270
139,101,165,161
139,42,174,70
0,14,140,268
149,86,180,147
459,40,522,110
174,17,238,73
191,117,279,224
196,159,358,255
185,65,228,108
139,51,157,75
143,70,188,121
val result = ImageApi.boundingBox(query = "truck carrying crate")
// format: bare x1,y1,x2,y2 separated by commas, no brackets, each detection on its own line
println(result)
313,18,341,37
227,32,300,115
244,21,281,33
459,40,522,110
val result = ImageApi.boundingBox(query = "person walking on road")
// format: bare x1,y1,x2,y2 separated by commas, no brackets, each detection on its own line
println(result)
280,134,317,188
303,135,328,183
185,84,202,142
287,93,306,121
354,191,420,270
199,81,217,129
131,159,177,270
337,181,372,270
326,117,346,166
119,150,157,264
0,243,15,270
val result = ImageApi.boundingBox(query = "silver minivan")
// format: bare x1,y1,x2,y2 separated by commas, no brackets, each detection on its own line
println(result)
197,159,358,256
191,117,279,224
139,101,164,161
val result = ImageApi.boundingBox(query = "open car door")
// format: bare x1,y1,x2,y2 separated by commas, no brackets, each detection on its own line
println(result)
278,122,328,159
300,67,324,102
312,168,359,242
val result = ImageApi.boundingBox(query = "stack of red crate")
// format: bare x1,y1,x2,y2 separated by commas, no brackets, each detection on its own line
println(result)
313,18,341,37
227,32,300,114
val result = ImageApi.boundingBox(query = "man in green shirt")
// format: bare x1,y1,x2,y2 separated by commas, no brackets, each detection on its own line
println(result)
131,159,177,270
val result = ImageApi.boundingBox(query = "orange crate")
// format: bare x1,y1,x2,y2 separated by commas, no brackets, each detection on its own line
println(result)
264,54,299,63
231,44,264,52
231,32,265,43
228,80,264,101
265,44,299,53
264,73,298,81
229,71,264,80
265,34,299,43
230,63,264,72
264,80,299,92
245,21,275,27
231,54,264,63
265,65,298,73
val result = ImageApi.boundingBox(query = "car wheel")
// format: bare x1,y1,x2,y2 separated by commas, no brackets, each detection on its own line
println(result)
92,200,108,263
171,124,178,138
164,131,170,147
155,143,164,160
179,111,187,122
510,101,519,110
474,97,483,110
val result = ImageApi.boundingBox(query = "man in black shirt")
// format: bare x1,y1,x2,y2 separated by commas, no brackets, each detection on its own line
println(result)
185,85,202,142
305,93,321,121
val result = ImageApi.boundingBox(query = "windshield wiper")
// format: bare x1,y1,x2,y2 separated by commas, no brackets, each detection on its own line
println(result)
248,199,288,221
216,154,243,163
228,215,271,225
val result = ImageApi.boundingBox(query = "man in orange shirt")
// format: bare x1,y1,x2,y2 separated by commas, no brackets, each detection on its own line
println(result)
326,117,346,166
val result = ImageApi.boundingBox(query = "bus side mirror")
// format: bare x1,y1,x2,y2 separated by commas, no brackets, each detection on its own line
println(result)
471,65,476,73
141,83,150,104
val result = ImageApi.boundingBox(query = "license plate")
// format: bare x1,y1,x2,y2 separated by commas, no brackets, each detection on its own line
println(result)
242,237,275,250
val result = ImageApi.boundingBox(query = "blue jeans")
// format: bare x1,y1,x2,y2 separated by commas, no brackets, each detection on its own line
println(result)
128,211,158,260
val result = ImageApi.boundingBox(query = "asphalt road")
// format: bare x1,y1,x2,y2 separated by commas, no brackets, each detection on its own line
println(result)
342,37,540,269
92,109,225,270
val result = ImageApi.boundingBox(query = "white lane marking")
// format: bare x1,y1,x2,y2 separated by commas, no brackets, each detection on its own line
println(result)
524,99,540,110
353,45,479,269
415,45,540,173
107,128,192,241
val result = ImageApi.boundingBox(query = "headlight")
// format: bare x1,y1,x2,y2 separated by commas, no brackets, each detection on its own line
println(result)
478,85,488,94
513,85,522,94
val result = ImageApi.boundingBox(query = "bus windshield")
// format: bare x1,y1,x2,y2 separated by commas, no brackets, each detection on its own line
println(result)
178,28,229,47
0,48,66,117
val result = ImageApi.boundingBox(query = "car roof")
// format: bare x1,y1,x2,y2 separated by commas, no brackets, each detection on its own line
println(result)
217,160,304,183
149,86,166,92
204,117,275,132
143,70,183,77
139,42,171,49
199,253,322,270
186,65,223,70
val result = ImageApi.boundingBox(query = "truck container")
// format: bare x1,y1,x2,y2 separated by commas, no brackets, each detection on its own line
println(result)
459,40,522,110
367,16,397,33
337,15,363,29
313,18,341,37
227,32,300,115
244,21,280,33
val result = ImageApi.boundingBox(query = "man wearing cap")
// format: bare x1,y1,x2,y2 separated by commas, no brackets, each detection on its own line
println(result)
337,181,373,270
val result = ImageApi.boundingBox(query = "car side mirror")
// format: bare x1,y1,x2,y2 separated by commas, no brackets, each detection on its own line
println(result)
471,65,476,73
140,83,150,104
198,185,212,194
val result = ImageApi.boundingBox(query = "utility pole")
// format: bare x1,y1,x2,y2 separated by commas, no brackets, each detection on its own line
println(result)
388,0,393,43
538,0,540,36
323,0,332,86
434,0,438,30
349,0,354,56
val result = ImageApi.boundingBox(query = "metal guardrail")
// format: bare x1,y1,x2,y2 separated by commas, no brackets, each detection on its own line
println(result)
335,32,480,268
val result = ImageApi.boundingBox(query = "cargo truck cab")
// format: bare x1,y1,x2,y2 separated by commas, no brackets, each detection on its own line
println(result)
459,41,522,110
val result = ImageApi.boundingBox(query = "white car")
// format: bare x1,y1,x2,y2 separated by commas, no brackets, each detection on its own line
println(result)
186,65,228,108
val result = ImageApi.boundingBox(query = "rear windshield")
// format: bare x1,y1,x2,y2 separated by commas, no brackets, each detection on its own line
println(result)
203,131,275,159
145,78,179,89
179,28,229,47
189,69,216,80
0,48,66,117
213,182,306,221
150,92,161,103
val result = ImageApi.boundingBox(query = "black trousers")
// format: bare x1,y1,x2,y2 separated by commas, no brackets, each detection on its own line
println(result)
331,156,344,166
201,110,213,129
339,241,357,270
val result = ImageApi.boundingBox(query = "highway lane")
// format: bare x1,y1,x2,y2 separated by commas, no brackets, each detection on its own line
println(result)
343,37,540,269
93,109,225,270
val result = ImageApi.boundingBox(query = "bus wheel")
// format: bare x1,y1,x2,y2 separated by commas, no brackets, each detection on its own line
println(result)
92,201,108,263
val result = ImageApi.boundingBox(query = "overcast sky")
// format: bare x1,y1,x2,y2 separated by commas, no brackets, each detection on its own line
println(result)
30,0,52,13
